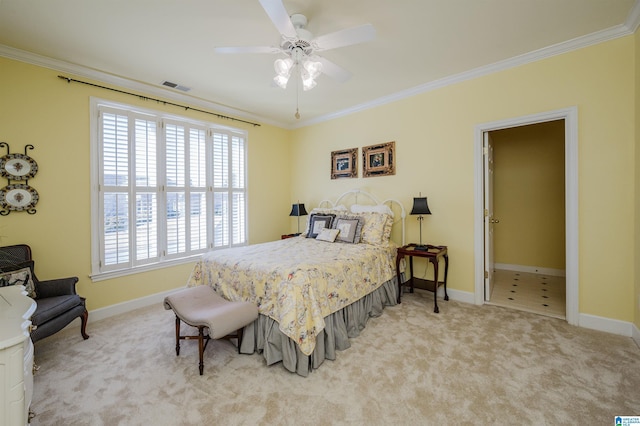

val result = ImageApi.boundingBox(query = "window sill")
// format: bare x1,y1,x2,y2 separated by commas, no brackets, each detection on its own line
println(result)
90,255,200,283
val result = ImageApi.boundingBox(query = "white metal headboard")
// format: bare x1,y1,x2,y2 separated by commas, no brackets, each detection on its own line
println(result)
318,189,406,245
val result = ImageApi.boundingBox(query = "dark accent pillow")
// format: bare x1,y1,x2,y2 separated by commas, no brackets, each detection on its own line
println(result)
0,260,37,298
306,214,336,238
333,216,363,243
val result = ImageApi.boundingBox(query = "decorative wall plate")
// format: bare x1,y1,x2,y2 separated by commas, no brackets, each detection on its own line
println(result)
0,184,39,212
0,153,38,180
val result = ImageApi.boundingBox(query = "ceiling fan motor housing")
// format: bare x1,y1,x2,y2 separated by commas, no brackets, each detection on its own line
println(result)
281,13,314,60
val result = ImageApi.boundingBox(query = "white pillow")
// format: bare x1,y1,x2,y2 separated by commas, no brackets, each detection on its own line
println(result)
350,204,394,217
316,228,340,242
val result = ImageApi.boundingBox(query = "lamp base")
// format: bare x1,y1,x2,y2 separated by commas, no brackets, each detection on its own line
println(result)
414,245,430,251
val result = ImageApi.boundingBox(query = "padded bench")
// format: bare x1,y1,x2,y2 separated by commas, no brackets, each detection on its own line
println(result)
163,286,258,375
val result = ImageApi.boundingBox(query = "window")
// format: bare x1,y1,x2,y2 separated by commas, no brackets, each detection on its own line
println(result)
91,99,247,280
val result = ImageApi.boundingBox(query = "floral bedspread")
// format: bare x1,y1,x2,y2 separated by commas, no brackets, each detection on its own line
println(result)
187,237,398,355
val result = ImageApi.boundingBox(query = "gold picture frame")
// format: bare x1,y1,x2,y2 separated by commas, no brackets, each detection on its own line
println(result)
362,141,395,177
331,148,358,179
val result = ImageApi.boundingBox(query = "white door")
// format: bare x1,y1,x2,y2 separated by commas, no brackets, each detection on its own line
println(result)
483,132,495,301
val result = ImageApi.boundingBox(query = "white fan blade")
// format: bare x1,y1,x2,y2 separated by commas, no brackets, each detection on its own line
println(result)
214,46,280,54
313,24,376,51
258,0,297,39
316,57,352,83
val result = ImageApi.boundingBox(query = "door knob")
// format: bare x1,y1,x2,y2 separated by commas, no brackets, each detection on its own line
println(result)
490,218,500,223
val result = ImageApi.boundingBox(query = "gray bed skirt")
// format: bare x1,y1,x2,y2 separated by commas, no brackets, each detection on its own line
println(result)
238,276,399,377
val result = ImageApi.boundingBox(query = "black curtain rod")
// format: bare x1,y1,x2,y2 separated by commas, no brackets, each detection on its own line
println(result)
57,75,261,127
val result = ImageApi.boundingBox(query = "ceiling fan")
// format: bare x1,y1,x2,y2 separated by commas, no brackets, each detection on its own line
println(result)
214,0,376,90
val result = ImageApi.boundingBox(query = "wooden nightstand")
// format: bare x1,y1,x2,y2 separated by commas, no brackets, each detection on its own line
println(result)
396,244,449,313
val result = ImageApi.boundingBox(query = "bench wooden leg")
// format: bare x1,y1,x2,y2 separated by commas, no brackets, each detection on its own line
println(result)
174,316,181,356
198,326,205,375
174,317,212,375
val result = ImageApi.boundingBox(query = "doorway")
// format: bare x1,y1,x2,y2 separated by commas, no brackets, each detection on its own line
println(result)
486,120,566,319
473,108,579,325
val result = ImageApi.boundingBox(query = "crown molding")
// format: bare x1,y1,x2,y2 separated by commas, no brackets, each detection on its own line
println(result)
3,0,639,132
296,15,638,129
626,0,640,32
0,44,286,129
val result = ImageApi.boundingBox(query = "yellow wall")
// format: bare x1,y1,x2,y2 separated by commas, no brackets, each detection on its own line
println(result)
1,34,637,325
491,121,565,270
0,57,292,311
291,36,636,322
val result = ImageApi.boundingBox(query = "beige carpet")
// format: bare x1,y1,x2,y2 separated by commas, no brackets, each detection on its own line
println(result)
30,290,639,425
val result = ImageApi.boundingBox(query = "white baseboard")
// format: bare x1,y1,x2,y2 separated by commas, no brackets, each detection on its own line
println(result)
59,287,183,333
495,263,566,277
409,286,475,304
443,288,476,304
632,322,640,349
579,313,635,338
89,288,183,322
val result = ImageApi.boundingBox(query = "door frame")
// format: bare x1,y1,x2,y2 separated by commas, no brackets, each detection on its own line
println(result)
473,107,579,325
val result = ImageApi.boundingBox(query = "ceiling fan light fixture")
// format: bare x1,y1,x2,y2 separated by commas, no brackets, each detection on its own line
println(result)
302,76,317,91
274,74,290,89
274,58,294,77
303,60,323,80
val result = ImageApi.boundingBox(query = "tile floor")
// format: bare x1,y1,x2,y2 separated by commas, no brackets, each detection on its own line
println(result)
489,269,566,319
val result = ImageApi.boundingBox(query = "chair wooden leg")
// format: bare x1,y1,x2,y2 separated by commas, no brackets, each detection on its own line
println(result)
80,309,90,340
198,326,205,375
175,316,181,356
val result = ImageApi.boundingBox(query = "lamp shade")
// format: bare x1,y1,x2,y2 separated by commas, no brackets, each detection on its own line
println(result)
289,203,308,217
410,197,431,215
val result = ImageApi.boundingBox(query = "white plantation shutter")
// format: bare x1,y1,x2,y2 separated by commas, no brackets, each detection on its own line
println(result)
134,118,158,263
212,133,229,248
103,193,129,264
230,135,246,245
213,192,229,248
213,133,228,187
189,128,208,251
135,193,157,260
165,122,187,257
232,135,245,189
93,101,247,278
101,110,130,268
212,131,246,248
232,192,246,245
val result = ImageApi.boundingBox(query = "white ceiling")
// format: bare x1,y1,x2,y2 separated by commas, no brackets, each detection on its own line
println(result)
0,0,638,128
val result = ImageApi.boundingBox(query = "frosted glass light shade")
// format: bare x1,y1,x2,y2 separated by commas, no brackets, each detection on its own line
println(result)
274,74,289,89
274,58,294,76
302,76,317,91
303,60,322,79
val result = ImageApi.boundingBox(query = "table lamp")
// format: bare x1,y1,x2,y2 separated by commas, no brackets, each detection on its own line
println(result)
289,202,308,235
410,194,431,250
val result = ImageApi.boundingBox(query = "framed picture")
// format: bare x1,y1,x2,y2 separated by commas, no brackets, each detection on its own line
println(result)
331,148,358,179
362,141,395,177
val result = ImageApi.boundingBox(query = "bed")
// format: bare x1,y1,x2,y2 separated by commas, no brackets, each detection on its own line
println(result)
186,189,406,376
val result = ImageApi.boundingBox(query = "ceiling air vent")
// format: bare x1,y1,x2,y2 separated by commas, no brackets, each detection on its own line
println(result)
161,80,191,92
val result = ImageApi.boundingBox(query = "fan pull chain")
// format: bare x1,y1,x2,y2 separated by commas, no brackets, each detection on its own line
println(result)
295,66,301,119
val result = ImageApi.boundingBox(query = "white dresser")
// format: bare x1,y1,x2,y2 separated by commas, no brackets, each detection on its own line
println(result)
0,285,37,426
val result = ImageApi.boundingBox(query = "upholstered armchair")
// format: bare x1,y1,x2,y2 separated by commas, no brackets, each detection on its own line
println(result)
0,244,89,343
